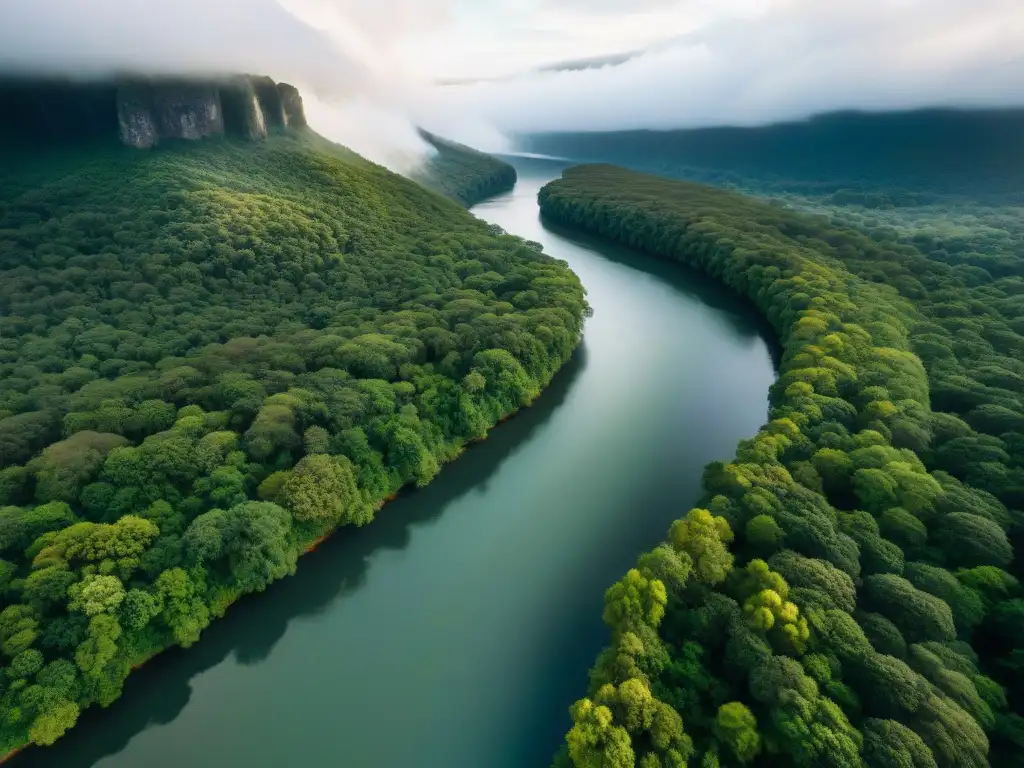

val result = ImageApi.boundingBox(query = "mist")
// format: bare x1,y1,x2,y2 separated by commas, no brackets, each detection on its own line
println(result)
0,0,441,170
423,0,1024,147
1,0,1022,164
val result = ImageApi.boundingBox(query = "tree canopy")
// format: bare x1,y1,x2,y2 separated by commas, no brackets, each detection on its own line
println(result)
0,129,586,755
541,164,1024,767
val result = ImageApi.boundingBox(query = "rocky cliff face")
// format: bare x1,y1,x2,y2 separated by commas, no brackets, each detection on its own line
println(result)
115,85,159,148
217,77,267,142
117,80,227,148
278,84,307,128
252,76,287,129
115,76,305,148
0,74,305,149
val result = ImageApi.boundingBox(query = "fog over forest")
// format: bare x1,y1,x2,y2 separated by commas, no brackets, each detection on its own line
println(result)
1,1,1022,170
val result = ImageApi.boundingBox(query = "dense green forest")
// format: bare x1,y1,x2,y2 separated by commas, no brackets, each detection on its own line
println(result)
523,111,1024,342
539,164,1024,768
0,130,586,755
414,129,517,207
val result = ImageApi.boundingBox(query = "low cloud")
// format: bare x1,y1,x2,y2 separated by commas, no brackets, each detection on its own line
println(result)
0,0,356,87
0,0,439,169
423,0,1024,145
1,0,1022,162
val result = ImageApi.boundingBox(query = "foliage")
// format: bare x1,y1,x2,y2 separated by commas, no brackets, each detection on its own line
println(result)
713,702,760,764
542,164,1022,767
0,129,585,753
414,129,517,207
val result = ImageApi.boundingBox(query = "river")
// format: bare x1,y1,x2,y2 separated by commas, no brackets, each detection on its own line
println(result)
17,160,777,768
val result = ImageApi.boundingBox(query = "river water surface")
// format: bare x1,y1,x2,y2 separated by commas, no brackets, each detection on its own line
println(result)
20,161,776,768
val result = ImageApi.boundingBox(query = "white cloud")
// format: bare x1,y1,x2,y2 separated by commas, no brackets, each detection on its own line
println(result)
417,0,1024,144
387,0,768,80
0,0,441,168
0,0,1021,160
0,0,355,87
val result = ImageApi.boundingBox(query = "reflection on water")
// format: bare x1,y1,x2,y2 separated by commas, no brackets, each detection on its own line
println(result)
19,348,588,768
19,162,776,768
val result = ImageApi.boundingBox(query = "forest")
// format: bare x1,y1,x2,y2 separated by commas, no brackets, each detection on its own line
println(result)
0,130,586,755
539,164,1024,768
414,129,518,207
525,109,1024,304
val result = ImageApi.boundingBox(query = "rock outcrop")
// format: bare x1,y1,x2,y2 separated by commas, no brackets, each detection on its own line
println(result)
115,85,159,148
117,80,226,148
0,74,306,149
278,83,307,128
220,77,269,141
252,76,287,129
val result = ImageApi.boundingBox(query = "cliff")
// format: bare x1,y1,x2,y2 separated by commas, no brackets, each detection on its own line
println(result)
116,80,225,148
0,74,306,149
278,83,307,128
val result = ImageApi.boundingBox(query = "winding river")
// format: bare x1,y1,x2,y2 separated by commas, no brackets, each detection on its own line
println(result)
17,160,777,768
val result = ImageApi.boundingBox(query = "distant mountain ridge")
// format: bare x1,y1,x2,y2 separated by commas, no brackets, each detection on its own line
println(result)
524,108,1024,197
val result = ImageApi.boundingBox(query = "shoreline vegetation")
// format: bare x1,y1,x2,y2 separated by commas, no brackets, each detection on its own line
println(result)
0,131,586,757
539,165,1023,768
0,379,545,766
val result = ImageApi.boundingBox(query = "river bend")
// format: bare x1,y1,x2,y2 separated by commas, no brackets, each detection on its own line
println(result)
18,160,776,768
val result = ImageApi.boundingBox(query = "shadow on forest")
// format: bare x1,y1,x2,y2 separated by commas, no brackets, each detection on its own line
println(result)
539,214,783,371
494,156,780,370
16,345,589,768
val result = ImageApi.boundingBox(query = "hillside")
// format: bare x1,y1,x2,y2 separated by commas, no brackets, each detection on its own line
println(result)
540,165,1024,768
414,128,518,207
0,117,586,754
0,74,513,211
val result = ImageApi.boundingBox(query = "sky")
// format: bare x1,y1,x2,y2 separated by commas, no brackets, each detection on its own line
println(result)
406,0,1024,142
1,0,1022,162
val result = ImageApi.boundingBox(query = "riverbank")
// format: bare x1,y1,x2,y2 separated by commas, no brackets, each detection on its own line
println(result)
0,351,565,765
538,164,1014,768
17,163,775,768
0,126,591,760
